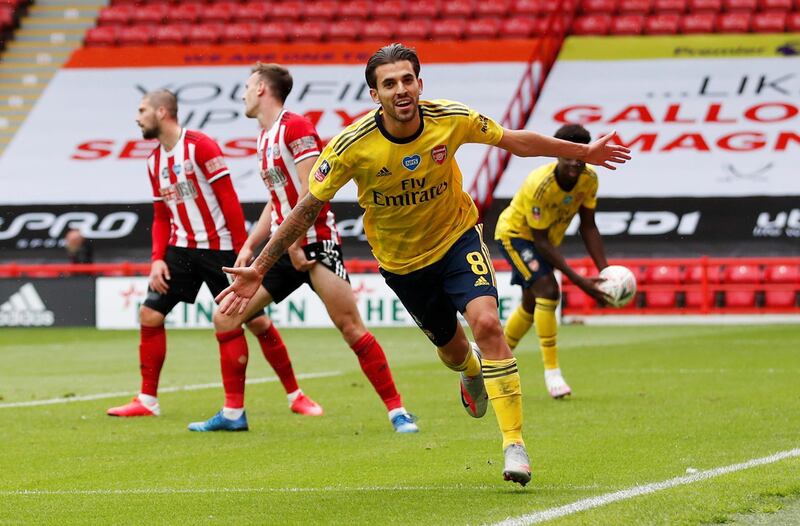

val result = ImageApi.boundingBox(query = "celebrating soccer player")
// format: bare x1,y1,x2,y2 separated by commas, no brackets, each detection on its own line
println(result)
107,90,322,423
495,124,612,400
188,63,418,434
215,44,630,486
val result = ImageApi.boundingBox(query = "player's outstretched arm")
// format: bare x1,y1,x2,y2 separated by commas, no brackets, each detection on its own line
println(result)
578,206,609,272
497,129,631,169
216,192,327,315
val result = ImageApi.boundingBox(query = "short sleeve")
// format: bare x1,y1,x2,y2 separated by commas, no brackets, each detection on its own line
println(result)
194,137,229,183
462,108,504,146
307,143,349,203
284,116,322,164
582,170,599,210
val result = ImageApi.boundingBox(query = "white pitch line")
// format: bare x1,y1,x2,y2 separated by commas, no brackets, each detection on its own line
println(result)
1,485,490,496
491,448,800,526
0,371,341,409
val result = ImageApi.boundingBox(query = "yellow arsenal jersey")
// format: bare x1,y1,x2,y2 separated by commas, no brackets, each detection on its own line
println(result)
308,99,504,274
494,162,598,247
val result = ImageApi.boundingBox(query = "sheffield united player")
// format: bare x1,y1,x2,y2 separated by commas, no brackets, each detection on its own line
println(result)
107,90,322,426
189,63,418,433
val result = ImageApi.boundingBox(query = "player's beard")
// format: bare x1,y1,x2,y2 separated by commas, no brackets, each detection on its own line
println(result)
140,125,158,140
383,97,417,124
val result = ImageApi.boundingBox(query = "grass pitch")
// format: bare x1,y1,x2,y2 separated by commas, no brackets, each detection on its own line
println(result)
1,324,799,525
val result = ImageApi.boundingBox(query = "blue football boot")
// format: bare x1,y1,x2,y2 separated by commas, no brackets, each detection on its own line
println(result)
391,412,419,433
188,410,249,432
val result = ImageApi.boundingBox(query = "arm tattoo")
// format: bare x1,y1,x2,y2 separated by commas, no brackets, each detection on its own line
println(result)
253,193,326,275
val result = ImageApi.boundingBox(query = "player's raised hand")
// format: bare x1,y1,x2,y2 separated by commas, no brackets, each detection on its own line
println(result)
216,266,262,315
584,132,631,170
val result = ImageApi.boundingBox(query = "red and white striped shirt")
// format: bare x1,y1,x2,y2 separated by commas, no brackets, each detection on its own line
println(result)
147,129,245,253
257,110,339,245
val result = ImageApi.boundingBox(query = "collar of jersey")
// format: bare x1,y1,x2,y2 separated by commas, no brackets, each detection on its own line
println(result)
374,106,424,144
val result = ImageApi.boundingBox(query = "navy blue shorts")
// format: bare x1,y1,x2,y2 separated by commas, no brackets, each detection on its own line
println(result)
380,225,497,347
144,246,265,321
496,237,553,289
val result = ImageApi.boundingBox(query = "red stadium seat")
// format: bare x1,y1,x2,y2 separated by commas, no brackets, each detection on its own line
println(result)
582,0,619,12
464,17,502,39
724,291,757,307
572,14,612,34
84,25,119,46
541,0,569,14
610,13,646,33
684,264,721,308
199,2,238,24
688,0,722,10
788,12,800,31
302,1,340,20
475,0,510,17
724,264,761,283
764,266,799,308
716,11,751,31
153,24,189,45
221,23,255,44
361,20,395,41
408,0,441,19
723,0,757,10
751,11,786,31
645,291,677,308
97,5,133,26
232,2,272,23
372,0,406,19
327,20,362,42
565,290,593,309
130,4,168,25
500,16,538,37
395,19,432,40
680,12,716,32
645,12,681,32
431,18,466,39
441,0,475,19
512,0,541,16
118,25,153,45
254,22,289,43
339,0,370,20
758,0,793,10
166,3,202,24
619,0,652,13
654,0,687,11
288,21,328,42
186,23,223,45
270,1,303,20
765,264,800,283
647,265,682,284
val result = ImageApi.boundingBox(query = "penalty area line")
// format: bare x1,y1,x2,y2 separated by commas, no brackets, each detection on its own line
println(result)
490,448,800,526
0,371,342,409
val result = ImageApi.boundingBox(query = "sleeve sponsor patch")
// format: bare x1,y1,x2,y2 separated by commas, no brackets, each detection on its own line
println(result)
288,136,319,157
314,160,331,182
204,156,226,174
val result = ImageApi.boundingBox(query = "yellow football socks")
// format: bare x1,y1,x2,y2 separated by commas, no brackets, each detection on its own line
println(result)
437,344,482,377
535,298,560,370
483,358,524,449
504,305,534,351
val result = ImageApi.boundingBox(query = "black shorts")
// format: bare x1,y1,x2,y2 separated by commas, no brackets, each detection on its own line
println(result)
380,225,497,347
144,245,265,320
496,237,554,288
261,240,349,304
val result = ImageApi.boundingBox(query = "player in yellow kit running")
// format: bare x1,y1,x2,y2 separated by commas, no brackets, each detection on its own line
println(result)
496,124,611,400
215,44,630,486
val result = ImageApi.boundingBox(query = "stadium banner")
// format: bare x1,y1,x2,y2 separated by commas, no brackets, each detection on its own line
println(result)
3,197,797,254
95,272,525,329
0,40,533,206
0,277,95,327
497,33,800,199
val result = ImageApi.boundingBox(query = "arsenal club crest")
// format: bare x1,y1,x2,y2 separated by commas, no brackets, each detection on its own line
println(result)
431,145,448,165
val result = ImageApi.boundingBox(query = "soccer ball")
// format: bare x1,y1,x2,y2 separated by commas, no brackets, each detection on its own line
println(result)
598,265,637,308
